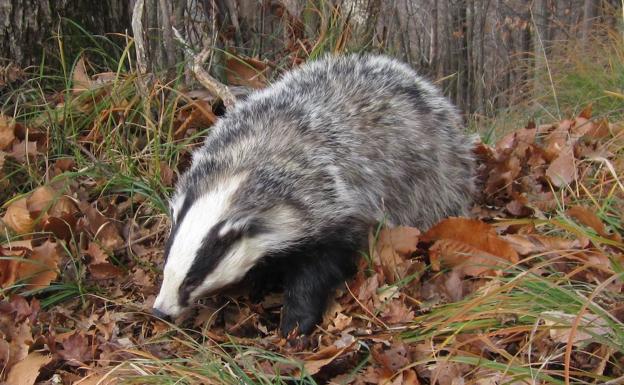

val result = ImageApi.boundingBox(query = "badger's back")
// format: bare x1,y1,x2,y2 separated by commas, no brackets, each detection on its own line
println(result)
187,54,475,232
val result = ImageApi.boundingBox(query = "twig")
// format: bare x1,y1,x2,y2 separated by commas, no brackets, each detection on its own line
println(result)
172,27,236,110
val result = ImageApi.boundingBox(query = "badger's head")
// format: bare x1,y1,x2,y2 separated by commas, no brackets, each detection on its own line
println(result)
152,172,302,320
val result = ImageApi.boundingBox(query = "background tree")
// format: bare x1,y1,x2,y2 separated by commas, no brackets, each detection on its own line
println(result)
0,0,621,116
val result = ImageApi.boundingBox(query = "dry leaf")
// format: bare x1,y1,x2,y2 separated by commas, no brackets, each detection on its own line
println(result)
80,203,124,250
3,198,34,234
58,332,92,366
303,344,352,375
0,114,16,150
0,241,31,287
10,140,38,163
89,262,123,280
5,352,52,385
403,369,421,385
42,213,78,242
429,239,506,276
73,56,93,93
381,299,415,324
225,56,268,88
542,311,609,346
17,240,61,289
543,120,572,158
86,242,109,265
502,234,580,255
422,218,519,264
566,205,612,238
374,226,420,282
26,186,55,215
327,312,352,332
546,147,576,187
372,343,410,375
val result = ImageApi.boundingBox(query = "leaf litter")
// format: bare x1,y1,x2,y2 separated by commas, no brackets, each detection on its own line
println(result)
0,60,622,385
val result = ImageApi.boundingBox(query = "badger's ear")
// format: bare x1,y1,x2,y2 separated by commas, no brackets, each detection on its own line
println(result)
219,205,299,239
218,216,265,238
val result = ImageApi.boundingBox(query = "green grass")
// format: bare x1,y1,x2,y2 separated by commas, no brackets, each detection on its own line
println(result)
472,25,624,143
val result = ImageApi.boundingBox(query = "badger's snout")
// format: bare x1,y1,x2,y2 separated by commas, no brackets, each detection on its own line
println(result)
151,307,172,321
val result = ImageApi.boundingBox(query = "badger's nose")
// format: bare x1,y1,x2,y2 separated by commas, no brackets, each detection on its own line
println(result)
152,307,172,321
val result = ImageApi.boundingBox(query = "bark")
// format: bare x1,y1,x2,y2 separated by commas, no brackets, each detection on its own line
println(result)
0,0,130,67
581,0,597,43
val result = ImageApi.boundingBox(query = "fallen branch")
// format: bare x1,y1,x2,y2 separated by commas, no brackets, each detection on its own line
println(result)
172,27,236,110
131,0,148,75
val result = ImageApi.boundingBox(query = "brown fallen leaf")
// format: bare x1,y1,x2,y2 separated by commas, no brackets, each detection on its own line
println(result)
0,315,34,368
566,205,614,239
381,299,415,324
226,56,269,89
5,352,52,385
73,56,94,94
10,140,38,162
26,186,55,215
58,331,92,366
17,240,60,290
0,241,31,287
0,113,16,150
42,213,78,242
371,343,410,376
502,234,580,255
546,147,577,187
429,239,507,276
302,344,353,376
542,310,610,346
374,226,420,282
403,369,421,385
80,203,124,251
543,120,573,159
86,241,109,265
3,198,35,235
422,218,519,264
327,312,352,332
89,262,123,280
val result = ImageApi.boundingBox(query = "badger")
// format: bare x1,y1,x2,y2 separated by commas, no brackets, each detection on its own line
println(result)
152,54,476,336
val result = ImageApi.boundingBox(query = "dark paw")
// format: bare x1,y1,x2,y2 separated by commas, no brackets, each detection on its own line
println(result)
279,309,319,337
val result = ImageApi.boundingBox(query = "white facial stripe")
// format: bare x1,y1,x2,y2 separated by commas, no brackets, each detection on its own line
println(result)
190,205,302,300
169,193,185,222
154,174,246,317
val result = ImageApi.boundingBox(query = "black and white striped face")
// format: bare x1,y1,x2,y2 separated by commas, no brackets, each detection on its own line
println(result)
152,175,300,319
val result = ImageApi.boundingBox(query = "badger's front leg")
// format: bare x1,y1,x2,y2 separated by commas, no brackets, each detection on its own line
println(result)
280,246,357,336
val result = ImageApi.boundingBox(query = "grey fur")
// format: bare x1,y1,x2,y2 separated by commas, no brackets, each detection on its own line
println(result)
179,54,475,232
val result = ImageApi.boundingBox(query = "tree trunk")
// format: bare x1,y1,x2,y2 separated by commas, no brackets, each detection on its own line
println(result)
0,0,131,68
581,0,597,43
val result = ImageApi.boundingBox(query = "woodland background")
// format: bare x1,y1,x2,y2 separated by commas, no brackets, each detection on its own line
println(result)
0,1,622,385
1,0,622,116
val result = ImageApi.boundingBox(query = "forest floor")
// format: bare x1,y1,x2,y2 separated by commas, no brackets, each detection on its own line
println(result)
0,47,623,385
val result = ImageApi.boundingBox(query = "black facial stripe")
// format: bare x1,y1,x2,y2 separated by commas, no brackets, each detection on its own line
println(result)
178,220,245,306
175,193,195,226
164,193,195,264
